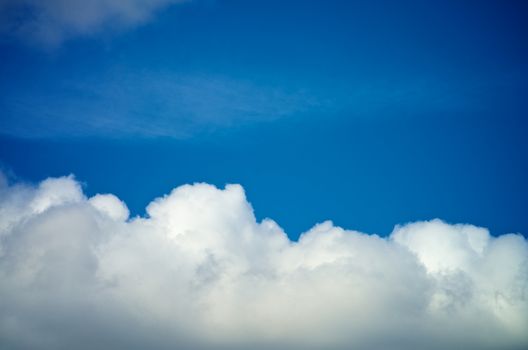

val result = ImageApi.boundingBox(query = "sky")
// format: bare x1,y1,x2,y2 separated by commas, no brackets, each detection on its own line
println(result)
0,1,527,349
1,0,527,238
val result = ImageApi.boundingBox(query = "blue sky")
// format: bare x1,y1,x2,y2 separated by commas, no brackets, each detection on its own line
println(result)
1,0,527,239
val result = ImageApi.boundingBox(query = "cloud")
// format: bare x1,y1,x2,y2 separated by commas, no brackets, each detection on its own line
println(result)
0,174,527,349
1,72,324,139
0,0,186,47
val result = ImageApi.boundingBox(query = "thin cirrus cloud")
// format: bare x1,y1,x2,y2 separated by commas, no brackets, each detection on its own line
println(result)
0,0,187,47
0,173,526,350
1,72,325,139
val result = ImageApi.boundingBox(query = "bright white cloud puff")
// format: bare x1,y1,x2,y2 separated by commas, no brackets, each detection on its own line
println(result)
0,0,187,46
0,173,527,350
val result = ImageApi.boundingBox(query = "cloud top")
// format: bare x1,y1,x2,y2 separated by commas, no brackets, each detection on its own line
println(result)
0,174,527,349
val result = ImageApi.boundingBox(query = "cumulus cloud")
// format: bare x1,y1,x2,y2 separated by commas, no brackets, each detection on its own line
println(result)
0,174,527,350
0,0,186,46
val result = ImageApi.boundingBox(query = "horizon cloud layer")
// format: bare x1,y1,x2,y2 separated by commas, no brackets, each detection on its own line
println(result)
0,173,527,349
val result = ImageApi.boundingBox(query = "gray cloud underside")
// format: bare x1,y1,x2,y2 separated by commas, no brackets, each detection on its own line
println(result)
0,173,527,350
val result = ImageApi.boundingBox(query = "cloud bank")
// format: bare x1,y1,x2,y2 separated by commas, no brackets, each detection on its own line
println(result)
0,0,186,46
0,173,527,350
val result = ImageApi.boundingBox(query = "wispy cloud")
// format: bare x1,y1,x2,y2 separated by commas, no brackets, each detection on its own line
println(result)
0,173,526,349
0,71,325,138
0,0,187,47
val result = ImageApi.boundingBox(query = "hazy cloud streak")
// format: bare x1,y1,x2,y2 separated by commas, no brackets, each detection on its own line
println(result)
0,72,324,139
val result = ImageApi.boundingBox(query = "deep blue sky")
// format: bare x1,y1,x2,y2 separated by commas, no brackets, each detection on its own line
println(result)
1,0,527,239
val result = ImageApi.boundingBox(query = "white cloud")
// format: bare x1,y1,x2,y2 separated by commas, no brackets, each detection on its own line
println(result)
0,174,527,349
89,193,129,221
0,0,187,46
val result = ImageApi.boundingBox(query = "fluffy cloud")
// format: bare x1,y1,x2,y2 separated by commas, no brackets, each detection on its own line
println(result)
0,0,186,46
0,174,526,350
